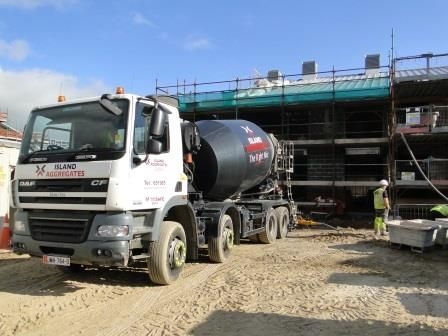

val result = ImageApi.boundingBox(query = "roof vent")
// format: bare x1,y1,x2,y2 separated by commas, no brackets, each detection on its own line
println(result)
365,54,380,75
302,61,317,80
267,69,282,82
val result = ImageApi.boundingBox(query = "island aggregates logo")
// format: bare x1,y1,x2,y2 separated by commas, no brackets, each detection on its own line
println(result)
240,125,268,153
36,165,46,176
35,163,85,177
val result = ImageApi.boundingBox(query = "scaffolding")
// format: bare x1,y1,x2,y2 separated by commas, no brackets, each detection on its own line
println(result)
156,53,448,216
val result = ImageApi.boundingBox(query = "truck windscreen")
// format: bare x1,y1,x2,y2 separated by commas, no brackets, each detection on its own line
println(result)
19,99,129,163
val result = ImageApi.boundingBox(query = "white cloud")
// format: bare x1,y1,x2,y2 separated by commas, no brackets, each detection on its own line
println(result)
0,68,107,130
0,0,76,9
183,36,212,51
0,39,30,61
132,13,156,27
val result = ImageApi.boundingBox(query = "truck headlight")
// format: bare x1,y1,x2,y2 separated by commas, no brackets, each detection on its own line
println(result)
14,219,26,233
97,225,129,237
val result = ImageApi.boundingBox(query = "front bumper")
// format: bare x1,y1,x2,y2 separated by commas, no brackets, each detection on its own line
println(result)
12,234,130,267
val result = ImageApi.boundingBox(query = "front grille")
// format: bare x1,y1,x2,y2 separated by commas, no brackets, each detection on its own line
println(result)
20,197,105,204
18,178,108,205
29,211,92,243
19,179,109,192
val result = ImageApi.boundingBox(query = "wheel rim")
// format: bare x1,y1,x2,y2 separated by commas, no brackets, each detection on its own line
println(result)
223,227,234,250
168,238,186,269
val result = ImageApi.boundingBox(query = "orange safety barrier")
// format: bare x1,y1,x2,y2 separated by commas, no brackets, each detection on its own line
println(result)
0,214,11,250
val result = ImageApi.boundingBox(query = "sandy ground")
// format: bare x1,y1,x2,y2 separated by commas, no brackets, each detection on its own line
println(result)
1,228,448,336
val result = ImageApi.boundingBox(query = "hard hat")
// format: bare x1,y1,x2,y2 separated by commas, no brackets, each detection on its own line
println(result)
379,179,389,187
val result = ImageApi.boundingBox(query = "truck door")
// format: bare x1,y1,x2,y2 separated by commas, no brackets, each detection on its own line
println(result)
129,102,182,210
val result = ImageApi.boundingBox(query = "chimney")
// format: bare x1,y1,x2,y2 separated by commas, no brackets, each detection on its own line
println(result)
365,54,380,75
267,69,282,82
302,61,317,80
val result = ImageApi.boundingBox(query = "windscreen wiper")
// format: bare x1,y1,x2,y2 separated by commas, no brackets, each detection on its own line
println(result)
21,150,50,163
67,145,98,160
21,144,68,163
67,144,121,160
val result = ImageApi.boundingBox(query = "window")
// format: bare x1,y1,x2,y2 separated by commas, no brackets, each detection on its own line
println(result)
134,103,169,155
20,99,128,158
26,116,72,153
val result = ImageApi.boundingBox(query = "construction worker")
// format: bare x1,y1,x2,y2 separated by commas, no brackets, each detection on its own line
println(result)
96,126,116,148
90,122,121,149
429,204,448,220
373,179,390,236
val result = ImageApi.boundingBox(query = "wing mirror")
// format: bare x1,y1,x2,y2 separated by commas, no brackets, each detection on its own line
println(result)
148,102,165,137
146,100,168,154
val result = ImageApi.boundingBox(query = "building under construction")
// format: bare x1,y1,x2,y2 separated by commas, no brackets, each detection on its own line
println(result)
157,52,448,221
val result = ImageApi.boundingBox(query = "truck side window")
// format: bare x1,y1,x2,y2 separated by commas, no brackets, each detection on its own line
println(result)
134,104,169,154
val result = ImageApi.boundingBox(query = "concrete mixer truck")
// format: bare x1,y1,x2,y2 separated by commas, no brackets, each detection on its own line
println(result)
10,89,296,285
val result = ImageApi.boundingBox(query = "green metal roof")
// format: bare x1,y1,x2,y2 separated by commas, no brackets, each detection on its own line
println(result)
178,75,390,113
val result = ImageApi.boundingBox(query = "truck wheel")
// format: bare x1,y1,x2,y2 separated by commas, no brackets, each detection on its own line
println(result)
258,208,278,244
148,221,187,285
275,207,290,239
208,214,234,263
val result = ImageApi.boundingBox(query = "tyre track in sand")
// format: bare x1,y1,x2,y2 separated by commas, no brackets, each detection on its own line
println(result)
119,241,330,335
93,263,221,336
16,262,222,336
0,256,68,336
2,230,448,336
122,232,411,335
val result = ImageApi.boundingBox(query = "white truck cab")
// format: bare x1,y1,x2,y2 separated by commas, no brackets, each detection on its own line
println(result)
12,91,194,283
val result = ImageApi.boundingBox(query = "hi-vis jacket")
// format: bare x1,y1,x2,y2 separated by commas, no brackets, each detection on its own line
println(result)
431,204,448,217
374,187,387,210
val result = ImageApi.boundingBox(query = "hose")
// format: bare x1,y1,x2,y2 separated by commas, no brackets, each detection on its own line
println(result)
400,132,448,202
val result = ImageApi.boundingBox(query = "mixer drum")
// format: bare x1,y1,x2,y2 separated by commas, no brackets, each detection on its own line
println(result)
193,119,274,200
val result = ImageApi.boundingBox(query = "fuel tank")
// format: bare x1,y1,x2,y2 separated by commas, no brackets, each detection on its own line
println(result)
193,119,275,201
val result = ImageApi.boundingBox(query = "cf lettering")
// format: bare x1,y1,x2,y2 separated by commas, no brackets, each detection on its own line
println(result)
91,180,108,186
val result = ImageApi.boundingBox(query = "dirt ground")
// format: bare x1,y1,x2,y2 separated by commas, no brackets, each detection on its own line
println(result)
1,228,448,336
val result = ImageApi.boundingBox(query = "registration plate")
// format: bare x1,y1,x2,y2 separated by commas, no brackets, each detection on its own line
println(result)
42,255,71,266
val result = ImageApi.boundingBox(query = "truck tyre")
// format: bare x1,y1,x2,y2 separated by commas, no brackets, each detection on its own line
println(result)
275,206,290,239
148,221,187,285
208,214,234,263
258,208,278,244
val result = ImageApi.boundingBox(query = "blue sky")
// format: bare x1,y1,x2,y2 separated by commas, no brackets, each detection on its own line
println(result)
0,0,447,130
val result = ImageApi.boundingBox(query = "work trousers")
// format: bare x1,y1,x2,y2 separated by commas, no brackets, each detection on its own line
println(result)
374,208,389,233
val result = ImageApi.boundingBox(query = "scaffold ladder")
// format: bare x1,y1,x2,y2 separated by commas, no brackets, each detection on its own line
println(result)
278,140,295,205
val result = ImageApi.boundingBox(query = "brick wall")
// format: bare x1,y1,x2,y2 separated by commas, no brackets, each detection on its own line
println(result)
307,148,344,180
